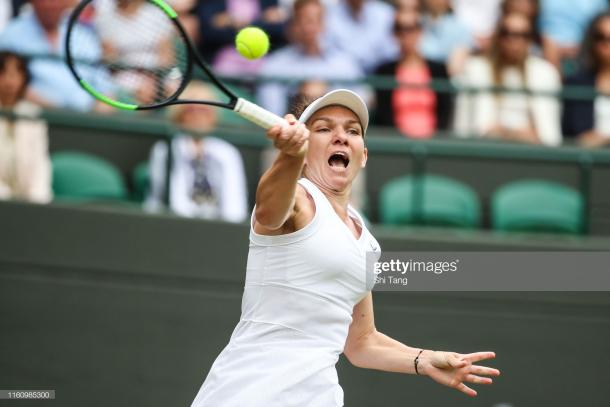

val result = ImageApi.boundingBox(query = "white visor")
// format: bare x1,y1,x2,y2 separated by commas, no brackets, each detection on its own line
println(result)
298,89,369,135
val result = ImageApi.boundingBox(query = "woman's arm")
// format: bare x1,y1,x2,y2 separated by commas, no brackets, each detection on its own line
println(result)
254,115,309,233
344,293,500,397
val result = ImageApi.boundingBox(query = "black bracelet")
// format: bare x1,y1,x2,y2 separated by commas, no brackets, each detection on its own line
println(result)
414,349,424,375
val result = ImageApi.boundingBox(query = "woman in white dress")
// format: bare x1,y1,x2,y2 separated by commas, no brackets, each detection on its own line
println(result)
191,89,500,406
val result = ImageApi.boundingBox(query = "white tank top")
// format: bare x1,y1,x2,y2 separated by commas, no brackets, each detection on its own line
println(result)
191,178,381,407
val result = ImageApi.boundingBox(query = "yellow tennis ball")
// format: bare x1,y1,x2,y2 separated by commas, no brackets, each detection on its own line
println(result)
235,27,270,60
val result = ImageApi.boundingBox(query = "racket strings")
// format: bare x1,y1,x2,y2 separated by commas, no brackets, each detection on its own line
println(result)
68,0,190,107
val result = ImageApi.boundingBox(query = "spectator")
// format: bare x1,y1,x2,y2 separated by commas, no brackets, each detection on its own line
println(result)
256,0,365,116
0,51,52,203
324,0,398,73
454,12,562,146
374,9,453,138
540,0,607,73
563,12,610,148
0,0,102,111
502,0,542,56
452,0,502,53
167,0,199,42
196,0,288,70
419,0,473,76
146,81,248,222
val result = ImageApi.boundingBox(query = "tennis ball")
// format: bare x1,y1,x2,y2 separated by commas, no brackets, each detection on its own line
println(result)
235,27,270,60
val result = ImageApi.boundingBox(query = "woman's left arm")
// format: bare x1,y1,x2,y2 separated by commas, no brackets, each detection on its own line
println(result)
343,293,500,397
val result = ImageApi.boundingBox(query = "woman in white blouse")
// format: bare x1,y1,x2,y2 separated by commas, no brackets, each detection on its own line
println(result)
454,12,562,146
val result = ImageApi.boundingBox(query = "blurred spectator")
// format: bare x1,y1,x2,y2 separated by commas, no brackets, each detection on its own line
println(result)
196,0,288,72
502,0,542,55
454,12,561,146
374,9,453,138
563,12,610,148
452,0,501,53
256,0,364,115
0,51,52,203
540,0,607,73
419,0,473,76
324,0,398,73
0,0,101,111
146,81,248,222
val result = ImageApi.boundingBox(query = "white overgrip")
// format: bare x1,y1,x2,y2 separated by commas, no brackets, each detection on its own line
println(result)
234,98,287,129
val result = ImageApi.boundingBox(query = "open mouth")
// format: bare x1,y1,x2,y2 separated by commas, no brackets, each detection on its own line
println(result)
328,152,350,169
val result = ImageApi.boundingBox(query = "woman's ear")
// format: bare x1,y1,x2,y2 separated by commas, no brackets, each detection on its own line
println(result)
361,147,368,168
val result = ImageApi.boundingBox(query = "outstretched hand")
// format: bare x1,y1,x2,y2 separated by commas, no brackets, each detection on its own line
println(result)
420,351,500,397
266,114,309,158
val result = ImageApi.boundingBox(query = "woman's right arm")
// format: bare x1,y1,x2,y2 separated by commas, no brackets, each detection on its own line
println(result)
254,115,309,233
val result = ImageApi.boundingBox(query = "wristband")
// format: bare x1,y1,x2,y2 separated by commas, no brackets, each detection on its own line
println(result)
414,349,424,375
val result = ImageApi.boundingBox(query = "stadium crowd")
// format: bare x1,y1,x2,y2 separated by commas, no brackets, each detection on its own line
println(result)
1,0,610,219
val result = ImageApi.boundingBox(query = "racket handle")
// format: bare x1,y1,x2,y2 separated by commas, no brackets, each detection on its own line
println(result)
234,98,287,129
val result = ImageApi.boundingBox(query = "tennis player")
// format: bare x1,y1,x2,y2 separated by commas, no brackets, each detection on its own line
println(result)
190,89,500,407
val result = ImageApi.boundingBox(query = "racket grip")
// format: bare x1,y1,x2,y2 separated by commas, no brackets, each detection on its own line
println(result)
234,98,287,129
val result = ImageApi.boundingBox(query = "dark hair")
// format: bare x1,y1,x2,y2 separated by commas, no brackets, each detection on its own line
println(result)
0,51,31,99
580,11,610,73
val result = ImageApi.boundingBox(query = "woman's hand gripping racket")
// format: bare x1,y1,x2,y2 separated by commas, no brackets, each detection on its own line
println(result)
65,0,286,129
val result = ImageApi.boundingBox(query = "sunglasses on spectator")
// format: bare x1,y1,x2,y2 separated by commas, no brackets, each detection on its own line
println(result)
393,23,421,34
594,32,610,44
499,28,532,40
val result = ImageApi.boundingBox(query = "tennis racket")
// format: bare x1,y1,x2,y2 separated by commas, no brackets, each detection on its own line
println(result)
64,0,286,129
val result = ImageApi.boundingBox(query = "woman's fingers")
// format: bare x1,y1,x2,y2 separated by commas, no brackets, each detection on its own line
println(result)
465,374,493,385
463,351,496,363
447,353,468,368
470,365,501,377
455,382,477,397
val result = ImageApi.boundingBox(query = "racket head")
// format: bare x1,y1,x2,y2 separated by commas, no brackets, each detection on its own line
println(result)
65,0,236,111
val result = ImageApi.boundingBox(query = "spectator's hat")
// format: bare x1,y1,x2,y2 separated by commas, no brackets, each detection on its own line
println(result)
298,89,369,135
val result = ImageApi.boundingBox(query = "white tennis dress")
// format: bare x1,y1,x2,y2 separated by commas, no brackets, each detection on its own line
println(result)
190,178,381,407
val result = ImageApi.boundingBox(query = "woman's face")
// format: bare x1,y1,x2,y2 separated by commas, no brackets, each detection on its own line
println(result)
304,105,367,193
594,17,610,67
498,14,532,64
0,57,27,105
394,11,422,55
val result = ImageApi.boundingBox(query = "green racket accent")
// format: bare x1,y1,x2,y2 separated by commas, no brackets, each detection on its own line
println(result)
149,0,178,19
80,80,138,111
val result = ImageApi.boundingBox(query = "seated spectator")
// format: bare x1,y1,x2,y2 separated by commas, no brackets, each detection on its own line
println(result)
540,0,607,73
452,0,502,53
419,0,473,76
324,0,398,73
146,81,248,222
563,12,610,148
0,51,52,203
502,0,543,56
196,0,288,75
0,0,102,111
257,0,365,116
454,12,561,146
374,9,453,138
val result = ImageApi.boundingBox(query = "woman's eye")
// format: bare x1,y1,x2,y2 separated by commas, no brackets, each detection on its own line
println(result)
348,128,361,136
317,127,330,132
